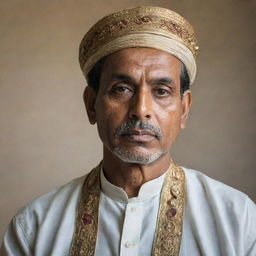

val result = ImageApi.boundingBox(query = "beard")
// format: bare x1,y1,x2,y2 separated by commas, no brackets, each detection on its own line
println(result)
113,146,168,164
113,120,167,164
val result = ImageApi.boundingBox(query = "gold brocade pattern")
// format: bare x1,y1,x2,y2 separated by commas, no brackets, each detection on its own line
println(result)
69,164,101,256
79,6,199,70
69,163,185,256
152,164,186,256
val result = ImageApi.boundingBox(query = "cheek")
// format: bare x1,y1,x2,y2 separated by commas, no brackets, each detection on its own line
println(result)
98,100,126,122
156,102,183,137
95,99,128,137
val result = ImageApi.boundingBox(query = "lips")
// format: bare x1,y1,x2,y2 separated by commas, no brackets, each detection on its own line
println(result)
122,129,156,142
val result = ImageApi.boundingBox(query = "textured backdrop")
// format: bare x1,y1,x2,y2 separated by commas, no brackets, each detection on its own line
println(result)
0,0,255,240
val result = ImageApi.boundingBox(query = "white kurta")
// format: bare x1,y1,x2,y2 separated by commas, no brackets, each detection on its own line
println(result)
1,167,256,256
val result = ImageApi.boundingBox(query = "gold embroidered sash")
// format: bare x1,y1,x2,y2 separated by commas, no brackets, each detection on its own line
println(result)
69,163,185,256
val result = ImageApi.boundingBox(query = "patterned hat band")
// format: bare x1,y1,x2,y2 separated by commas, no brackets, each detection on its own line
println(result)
81,33,197,84
79,6,199,85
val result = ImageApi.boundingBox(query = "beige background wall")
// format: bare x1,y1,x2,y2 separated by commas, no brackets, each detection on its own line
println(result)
0,0,255,240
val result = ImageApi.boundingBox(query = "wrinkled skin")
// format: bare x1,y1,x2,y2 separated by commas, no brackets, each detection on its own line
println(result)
84,48,192,197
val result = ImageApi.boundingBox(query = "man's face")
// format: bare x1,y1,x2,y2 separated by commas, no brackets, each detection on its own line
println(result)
85,48,191,164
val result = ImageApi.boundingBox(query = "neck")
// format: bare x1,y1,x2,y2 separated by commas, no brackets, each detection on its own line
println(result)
102,146,172,198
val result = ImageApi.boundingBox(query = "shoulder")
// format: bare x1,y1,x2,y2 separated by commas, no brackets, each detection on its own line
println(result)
182,166,253,204
17,175,86,221
182,166,256,254
182,166,256,216
5,175,87,253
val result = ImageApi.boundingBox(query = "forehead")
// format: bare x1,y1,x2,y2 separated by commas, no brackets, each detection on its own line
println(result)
101,48,181,76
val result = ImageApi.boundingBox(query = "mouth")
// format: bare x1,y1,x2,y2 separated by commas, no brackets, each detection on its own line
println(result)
121,129,156,143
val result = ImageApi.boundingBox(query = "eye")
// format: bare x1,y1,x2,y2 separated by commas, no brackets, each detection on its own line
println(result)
154,87,171,97
113,86,130,93
109,84,134,97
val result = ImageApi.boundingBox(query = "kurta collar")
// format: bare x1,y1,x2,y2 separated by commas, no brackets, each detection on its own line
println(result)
100,167,167,203
69,163,186,256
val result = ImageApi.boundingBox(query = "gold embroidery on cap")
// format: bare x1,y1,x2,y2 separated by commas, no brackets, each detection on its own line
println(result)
79,6,199,70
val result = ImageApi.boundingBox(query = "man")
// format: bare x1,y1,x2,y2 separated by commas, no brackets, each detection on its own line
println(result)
1,6,255,256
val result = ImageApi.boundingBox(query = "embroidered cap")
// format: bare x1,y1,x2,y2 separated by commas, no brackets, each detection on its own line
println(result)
79,6,199,84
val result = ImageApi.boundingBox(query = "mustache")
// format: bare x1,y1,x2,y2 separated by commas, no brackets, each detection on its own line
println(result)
115,120,162,139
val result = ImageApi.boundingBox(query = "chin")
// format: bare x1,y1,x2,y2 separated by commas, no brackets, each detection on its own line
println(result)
113,146,167,165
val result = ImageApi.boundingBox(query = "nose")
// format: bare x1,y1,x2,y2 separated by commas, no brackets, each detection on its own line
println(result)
129,87,153,121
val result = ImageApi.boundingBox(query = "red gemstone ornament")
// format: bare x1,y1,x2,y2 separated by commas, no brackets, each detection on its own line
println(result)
166,208,177,218
82,213,93,224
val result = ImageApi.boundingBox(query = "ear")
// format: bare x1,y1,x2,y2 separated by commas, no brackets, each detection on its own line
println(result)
83,86,97,124
180,90,192,129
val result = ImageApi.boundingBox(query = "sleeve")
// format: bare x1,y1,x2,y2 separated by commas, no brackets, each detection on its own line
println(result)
245,197,256,256
0,215,32,256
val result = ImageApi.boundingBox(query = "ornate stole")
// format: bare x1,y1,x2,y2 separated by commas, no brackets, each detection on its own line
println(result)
69,163,185,256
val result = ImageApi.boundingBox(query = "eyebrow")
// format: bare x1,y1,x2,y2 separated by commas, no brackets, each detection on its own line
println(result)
110,73,175,87
151,77,174,86
111,73,136,83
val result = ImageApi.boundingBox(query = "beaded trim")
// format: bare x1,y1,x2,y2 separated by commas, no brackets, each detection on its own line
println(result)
152,164,186,255
69,165,101,256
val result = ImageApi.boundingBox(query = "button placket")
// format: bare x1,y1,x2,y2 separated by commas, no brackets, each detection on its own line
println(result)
120,202,142,256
